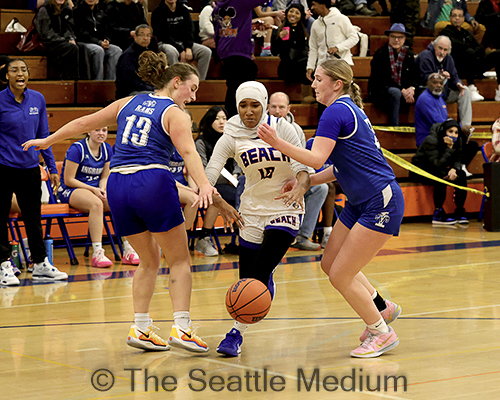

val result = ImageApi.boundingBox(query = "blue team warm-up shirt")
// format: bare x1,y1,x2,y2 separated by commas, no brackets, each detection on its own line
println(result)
0,86,57,173
315,95,396,206
111,94,178,169
167,149,188,186
60,138,113,188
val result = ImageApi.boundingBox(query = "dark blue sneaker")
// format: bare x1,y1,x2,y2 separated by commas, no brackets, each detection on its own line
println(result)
217,328,243,357
268,271,276,300
453,209,469,224
432,208,457,225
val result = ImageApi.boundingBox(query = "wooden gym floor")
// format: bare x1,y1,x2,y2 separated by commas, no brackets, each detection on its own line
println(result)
1,221,500,399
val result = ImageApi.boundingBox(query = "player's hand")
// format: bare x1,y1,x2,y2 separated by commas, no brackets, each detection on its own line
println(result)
93,187,107,200
306,69,314,82
256,123,280,148
22,138,50,151
276,178,306,210
212,194,244,231
194,183,217,209
50,173,60,193
280,177,297,194
446,168,458,181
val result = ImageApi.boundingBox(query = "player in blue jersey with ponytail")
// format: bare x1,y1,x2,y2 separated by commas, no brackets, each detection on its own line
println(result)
23,52,241,354
258,59,404,358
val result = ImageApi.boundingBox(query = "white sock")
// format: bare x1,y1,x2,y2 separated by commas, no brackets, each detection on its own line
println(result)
368,317,389,334
134,312,152,330
233,321,249,335
122,238,132,252
92,242,102,253
324,226,332,235
173,311,191,330
263,42,270,48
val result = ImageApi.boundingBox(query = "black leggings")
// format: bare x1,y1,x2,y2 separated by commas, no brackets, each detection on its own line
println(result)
238,229,295,285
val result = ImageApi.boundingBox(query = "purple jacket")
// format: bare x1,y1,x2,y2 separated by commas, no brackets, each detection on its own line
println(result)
213,0,263,60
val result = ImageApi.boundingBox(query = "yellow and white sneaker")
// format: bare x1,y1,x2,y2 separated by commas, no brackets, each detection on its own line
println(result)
127,324,171,351
168,324,209,352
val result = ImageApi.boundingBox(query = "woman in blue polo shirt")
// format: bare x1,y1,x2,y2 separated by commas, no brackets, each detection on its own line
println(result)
0,58,68,285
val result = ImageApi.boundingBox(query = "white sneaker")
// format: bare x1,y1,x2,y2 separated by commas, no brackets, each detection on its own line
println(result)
495,87,500,102
461,164,473,178
194,237,219,257
321,231,331,249
468,84,484,101
32,257,68,281
1,261,20,286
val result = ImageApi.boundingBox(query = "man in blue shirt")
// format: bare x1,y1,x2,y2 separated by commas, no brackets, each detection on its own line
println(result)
0,58,68,285
415,72,448,147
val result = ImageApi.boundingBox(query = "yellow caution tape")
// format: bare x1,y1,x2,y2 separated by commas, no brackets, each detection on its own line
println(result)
373,126,492,139
381,148,488,197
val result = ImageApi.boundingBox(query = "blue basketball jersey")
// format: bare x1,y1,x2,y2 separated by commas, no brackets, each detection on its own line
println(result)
315,95,395,205
110,94,178,169
167,149,188,186
60,138,113,188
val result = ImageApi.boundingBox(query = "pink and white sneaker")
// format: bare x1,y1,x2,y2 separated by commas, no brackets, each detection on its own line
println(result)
350,326,399,358
122,248,140,265
360,300,401,342
91,249,113,268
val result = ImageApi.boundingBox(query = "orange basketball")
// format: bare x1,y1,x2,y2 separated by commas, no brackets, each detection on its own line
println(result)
225,278,272,324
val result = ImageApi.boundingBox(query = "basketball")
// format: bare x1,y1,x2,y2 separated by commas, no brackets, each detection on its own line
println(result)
225,278,272,324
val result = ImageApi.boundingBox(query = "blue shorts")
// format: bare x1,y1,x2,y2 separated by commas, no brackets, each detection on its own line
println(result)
57,185,76,204
107,169,184,237
339,180,404,236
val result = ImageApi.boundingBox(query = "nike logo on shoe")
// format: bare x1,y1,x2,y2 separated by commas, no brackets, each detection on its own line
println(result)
179,329,192,339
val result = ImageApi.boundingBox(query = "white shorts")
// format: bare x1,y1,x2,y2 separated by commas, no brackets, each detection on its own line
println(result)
239,212,302,245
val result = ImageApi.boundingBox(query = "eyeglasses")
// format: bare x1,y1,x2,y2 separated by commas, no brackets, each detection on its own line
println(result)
389,35,406,40
8,67,29,73
137,34,152,38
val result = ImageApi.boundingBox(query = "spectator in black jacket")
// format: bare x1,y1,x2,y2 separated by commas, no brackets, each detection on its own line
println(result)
271,3,313,103
411,119,470,225
368,23,419,126
105,0,149,51
74,0,122,80
151,0,211,80
115,24,154,99
34,0,90,80
441,8,500,102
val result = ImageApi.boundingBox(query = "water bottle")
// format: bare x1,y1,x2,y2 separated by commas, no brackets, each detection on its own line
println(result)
10,241,21,270
44,235,53,264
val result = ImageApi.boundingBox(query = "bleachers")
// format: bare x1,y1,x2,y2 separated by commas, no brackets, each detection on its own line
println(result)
0,3,494,218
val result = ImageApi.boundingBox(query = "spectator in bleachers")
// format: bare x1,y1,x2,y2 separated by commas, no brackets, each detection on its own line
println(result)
115,24,155,99
34,0,91,80
0,56,11,92
416,36,473,129
213,0,262,117
441,8,500,102
199,1,216,50
422,0,485,44
267,92,326,251
475,0,500,101
253,3,285,56
415,73,448,147
306,0,359,82
271,3,315,103
194,106,241,256
368,23,419,126
411,118,470,225
389,0,420,48
105,0,149,51
272,0,315,33
1,58,68,285
73,0,122,80
152,0,212,80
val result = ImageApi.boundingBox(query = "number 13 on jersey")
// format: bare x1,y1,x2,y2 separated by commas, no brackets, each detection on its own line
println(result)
122,115,151,147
